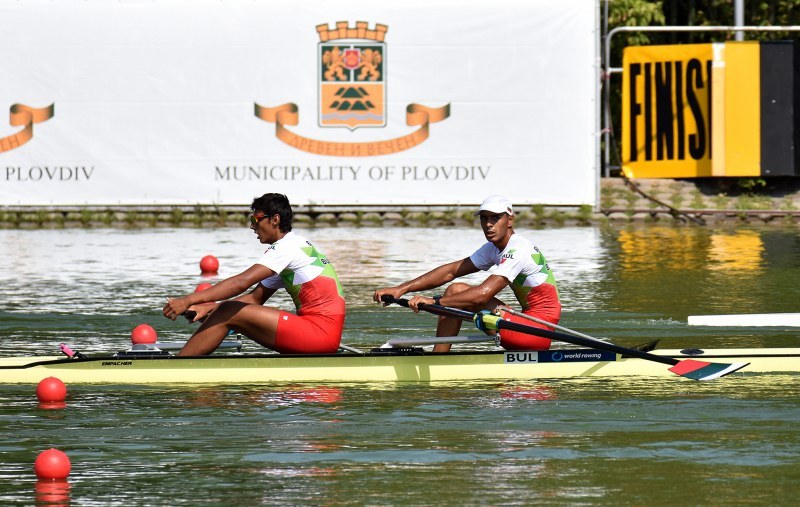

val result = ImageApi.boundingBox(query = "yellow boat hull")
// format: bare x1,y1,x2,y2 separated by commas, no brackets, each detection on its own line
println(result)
1,348,798,384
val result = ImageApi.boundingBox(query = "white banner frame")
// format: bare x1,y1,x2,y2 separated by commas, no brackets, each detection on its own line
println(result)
0,0,599,207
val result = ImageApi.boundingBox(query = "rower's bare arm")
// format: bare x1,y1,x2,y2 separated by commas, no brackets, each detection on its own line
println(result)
374,258,478,303
234,284,277,305
164,264,274,319
184,277,277,323
192,264,273,304
440,274,509,308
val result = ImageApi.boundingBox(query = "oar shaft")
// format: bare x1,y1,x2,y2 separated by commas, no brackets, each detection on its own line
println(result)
388,296,473,321
497,305,609,343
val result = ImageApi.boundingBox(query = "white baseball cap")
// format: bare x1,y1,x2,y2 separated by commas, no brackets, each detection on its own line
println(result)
474,195,513,216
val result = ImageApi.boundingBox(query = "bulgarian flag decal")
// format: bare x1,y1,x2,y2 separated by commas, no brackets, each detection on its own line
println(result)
668,359,749,381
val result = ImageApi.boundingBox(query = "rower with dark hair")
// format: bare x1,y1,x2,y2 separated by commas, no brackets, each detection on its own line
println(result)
163,193,346,355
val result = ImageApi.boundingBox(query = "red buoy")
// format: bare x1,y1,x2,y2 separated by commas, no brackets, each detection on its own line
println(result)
131,324,157,344
36,377,67,403
34,449,71,480
195,282,212,292
199,255,219,275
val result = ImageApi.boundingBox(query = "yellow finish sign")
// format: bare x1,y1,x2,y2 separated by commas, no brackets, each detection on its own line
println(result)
622,44,714,178
622,42,765,179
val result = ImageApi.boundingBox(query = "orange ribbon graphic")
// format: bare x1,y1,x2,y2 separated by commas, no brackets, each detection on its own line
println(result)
254,102,450,156
0,104,55,153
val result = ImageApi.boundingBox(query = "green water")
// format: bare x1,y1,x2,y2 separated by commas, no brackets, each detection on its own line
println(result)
1,225,799,505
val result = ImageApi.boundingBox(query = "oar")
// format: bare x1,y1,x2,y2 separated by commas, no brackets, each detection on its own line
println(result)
381,296,748,381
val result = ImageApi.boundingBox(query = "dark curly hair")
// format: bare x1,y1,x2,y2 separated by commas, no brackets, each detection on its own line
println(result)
251,193,293,232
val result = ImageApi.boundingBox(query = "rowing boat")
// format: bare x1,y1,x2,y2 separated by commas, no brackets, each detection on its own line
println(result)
1,345,798,384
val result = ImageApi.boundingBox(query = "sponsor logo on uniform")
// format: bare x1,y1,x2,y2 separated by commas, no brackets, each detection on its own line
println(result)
500,250,516,264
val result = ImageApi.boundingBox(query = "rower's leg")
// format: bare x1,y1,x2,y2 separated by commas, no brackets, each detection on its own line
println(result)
433,283,504,353
178,301,281,356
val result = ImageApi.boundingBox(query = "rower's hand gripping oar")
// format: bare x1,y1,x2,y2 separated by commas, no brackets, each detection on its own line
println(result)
381,295,749,381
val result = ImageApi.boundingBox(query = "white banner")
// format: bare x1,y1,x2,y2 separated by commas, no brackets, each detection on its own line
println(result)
0,0,598,206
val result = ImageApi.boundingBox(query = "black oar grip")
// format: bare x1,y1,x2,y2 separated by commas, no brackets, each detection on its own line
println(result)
183,310,209,323
381,295,410,308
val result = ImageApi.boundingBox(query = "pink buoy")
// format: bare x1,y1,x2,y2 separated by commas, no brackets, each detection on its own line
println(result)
34,448,71,480
131,323,157,344
199,255,219,275
195,282,212,292
36,377,67,403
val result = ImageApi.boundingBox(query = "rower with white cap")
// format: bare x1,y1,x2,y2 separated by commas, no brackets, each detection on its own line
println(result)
373,195,561,352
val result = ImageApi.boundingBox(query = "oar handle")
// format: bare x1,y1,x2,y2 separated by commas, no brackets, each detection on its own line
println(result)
381,295,409,307
182,310,208,323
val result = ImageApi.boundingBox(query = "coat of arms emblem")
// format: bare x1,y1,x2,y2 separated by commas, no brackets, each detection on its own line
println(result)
254,21,449,156
317,22,388,130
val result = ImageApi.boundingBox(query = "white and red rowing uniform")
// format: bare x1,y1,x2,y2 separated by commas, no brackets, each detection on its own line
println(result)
258,231,345,353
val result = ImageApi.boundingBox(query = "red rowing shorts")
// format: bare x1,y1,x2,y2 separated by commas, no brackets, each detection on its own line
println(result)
273,311,345,354
497,309,557,351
